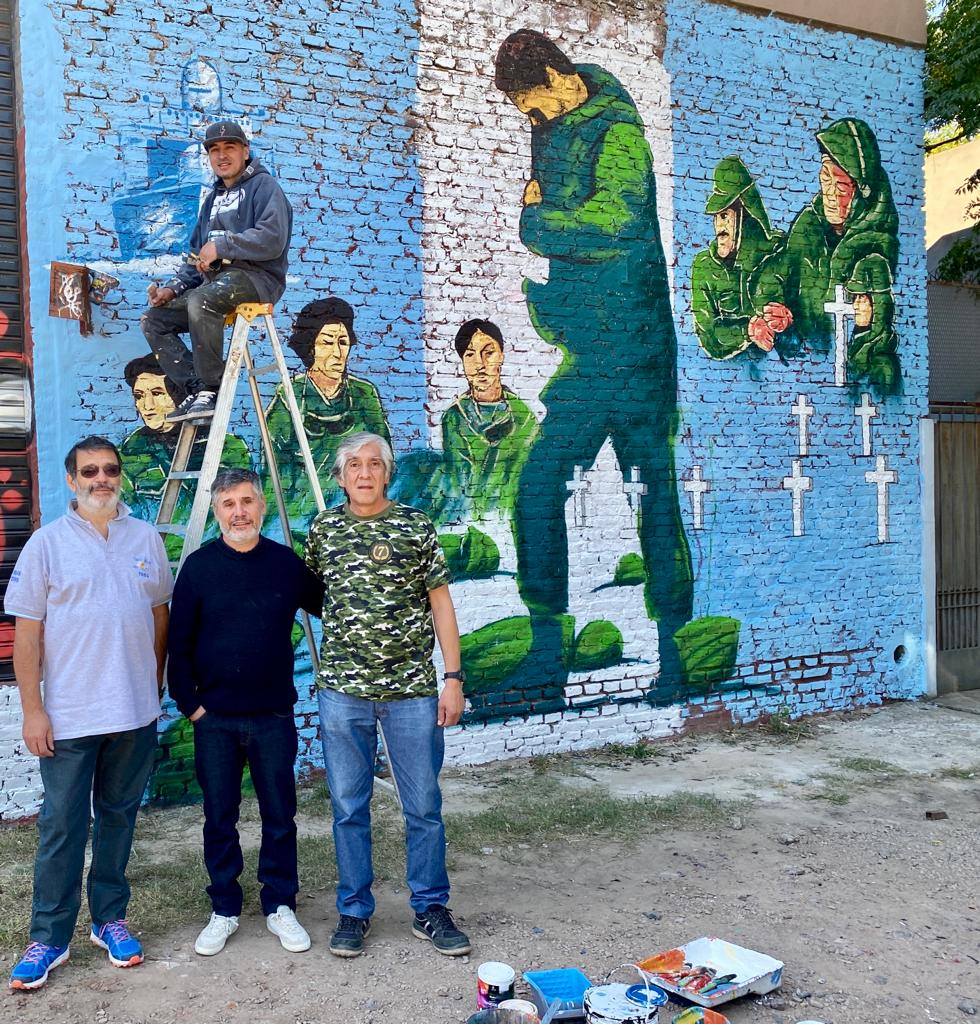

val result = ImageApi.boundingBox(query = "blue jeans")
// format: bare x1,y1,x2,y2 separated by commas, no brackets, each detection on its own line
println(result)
31,722,158,947
141,270,259,392
193,711,299,917
318,688,450,919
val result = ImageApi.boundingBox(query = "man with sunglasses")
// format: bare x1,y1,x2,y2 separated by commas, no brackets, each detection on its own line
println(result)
4,436,172,991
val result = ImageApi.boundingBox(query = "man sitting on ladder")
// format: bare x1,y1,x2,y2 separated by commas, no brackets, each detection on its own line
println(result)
140,120,293,424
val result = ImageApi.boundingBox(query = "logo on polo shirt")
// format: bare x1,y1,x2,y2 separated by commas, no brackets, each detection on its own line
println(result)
133,556,153,580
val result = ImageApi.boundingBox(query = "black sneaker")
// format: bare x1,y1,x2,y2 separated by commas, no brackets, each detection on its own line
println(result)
167,390,216,423
329,915,370,958
412,904,471,956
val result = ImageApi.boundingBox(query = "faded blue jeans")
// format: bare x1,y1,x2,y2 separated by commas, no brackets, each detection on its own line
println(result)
318,688,450,920
141,269,258,393
31,722,158,947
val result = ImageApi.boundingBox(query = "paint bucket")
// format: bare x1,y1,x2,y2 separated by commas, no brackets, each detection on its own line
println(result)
467,1011,541,1024
499,998,541,1021
583,966,668,1024
478,961,517,1009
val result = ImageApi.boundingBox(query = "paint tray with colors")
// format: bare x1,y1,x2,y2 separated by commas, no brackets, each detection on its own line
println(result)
523,967,592,1020
635,937,783,1008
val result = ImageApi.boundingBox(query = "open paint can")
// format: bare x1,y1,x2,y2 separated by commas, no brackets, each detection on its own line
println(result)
478,962,517,1008
584,966,668,1024
498,998,541,1021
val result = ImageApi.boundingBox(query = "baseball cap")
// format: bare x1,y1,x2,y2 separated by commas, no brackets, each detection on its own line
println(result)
203,120,249,149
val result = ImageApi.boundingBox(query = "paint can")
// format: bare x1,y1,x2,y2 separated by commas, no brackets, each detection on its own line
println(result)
583,966,668,1024
478,961,517,1009
498,998,541,1022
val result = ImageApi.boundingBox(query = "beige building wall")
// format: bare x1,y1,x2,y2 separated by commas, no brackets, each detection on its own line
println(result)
925,137,980,249
716,0,926,46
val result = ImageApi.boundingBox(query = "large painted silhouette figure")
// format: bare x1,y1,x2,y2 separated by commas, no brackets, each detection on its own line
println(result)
495,30,694,703
264,298,391,542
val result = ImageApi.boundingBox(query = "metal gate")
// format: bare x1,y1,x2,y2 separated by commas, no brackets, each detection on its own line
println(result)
932,403,980,693
0,0,33,685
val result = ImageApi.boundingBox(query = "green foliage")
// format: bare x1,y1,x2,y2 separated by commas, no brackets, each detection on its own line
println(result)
934,169,980,284
439,526,500,580
925,0,980,142
612,552,646,586
571,619,624,671
674,616,741,689
460,615,533,691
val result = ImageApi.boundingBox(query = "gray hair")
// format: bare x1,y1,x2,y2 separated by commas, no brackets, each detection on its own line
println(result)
331,432,394,483
211,467,264,505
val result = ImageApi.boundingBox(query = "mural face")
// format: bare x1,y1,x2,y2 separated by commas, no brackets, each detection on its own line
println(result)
3,0,926,818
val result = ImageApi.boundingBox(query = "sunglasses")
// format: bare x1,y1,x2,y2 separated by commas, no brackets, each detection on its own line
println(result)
76,464,122,479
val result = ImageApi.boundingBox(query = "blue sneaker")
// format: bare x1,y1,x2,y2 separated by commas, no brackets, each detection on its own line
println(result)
90,920,144,968
9,941,70,990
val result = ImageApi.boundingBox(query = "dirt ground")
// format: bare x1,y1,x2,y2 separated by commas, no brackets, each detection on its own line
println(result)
2,700,978,1024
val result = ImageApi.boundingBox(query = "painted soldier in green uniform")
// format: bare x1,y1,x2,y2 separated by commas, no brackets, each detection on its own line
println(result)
692,156,793,361
118,355,251,560
264,298,391,541
440,319,538,522
844,255,900,388
495,30,694,700
775,117,900,387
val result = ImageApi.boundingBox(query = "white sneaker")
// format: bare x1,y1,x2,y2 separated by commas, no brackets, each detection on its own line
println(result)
266,906,311,952
194,913,239,956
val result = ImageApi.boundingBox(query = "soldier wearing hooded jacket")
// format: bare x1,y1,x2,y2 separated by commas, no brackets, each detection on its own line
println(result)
773,118,900,387
691,156,792,361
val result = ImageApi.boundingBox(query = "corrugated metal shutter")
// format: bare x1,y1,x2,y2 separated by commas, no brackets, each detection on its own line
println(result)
0,0,33,685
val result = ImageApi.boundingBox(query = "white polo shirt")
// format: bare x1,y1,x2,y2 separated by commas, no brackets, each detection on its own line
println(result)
4,501,173,740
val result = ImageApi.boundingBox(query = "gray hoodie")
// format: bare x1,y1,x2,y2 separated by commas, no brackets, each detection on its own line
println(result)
164,158,292,303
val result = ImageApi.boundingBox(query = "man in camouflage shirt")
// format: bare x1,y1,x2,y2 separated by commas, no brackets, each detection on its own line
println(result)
304,432,471,959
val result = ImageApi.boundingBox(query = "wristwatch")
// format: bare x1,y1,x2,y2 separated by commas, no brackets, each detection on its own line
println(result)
443,670,465,682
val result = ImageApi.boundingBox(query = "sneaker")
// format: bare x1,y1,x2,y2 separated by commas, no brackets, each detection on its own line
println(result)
9,941,70,990
412,904,471,956
194,913,239,956
329,914,371,958
266,905,311,953
90,920,144,968
167,390,216,423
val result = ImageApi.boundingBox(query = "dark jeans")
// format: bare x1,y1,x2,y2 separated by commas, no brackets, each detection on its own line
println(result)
141,270,259,392
193,711,299,917
31,722,158,947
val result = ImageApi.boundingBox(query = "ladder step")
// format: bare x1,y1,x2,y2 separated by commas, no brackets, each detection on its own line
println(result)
167,471,202,481
249,363,278,377
157,524,187,536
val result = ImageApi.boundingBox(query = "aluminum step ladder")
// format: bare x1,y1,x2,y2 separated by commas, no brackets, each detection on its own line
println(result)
155,302,325,657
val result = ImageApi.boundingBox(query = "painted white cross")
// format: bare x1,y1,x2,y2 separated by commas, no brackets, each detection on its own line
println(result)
565,465,590,527
683,465,711,530
623,466,647,515
824,285,855,386
855,392,878,456
781,458,812,537
791,394,815,456
865,454,897,543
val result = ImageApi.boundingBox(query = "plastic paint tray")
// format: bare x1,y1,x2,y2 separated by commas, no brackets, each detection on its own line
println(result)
637,937,783,1008
524,968,593,1020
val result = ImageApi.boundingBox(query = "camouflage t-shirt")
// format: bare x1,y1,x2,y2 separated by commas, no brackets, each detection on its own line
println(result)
304,502,451,700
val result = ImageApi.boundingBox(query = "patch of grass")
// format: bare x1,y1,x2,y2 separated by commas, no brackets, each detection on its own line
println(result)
763,706,815,743
445,775,731,855
805,771,854,804
603,740,661,762
836,756,907,778
937,764,979,780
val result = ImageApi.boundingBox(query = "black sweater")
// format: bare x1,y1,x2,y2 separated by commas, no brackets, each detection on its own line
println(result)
167,536,324,719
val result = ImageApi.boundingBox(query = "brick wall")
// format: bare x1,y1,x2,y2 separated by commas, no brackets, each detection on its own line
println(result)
0,0,925,817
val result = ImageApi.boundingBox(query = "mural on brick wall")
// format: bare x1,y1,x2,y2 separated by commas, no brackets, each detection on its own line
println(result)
0,0,927,818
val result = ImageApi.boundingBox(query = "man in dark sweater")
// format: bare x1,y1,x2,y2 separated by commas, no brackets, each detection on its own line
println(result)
167,468,324,957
